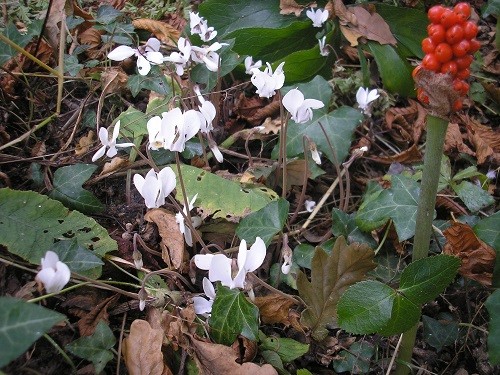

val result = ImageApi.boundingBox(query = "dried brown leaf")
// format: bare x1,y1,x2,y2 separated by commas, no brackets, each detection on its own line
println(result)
44,0,71,50
122,319,173,375
144,208,187,270
191,338,278,375
443,222,496,286
444,122,475,157
297,236,376,340
465,117,500,164
254,293,302,331
101,67,129,95
99,157,128,176
279,0,306,17
371,144,422,164
78,294,119,336
132,19,180,47
75,131,95,156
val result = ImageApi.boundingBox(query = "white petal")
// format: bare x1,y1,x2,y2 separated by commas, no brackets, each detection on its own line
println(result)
136,55,151,75
281,263,291,275
245,237,266,272
202,277,216,299
208,254,233,287
146,38,161,52
210,144,223,163
193,296,213,314
108,45,136,61
36,268,56,291
98,127,109,145
367,89,380,103
184,227,193,247
133,174,145,195
237,240,247,270
231,267,246,289
203,52,220,72
41,251,59,269
112,121,121,141
356,87,368,107
282,88,304,116
92,145,107,162
305,199,316,212
182,110,201,140
146,51,164,65
303,98,324,109
194,254,214,270
106,145,118,158
158,166,176,199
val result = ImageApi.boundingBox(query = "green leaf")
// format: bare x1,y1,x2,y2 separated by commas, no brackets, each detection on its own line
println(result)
0,188,116,276
337,280,395,334
0,21,41,66
236,198,289,246
398,255,460,305
331,209,377,248
485,289,500,364
127,72,172,97
173,165,278,222
367,42,414,97
377,293,420,336
259,333,309,363
274,43,331,83
297,237,376,340
0,297,66,368
369,252,402,284
356,175,420,241
260,350,287,374
116,107,149,139
66,321,116,374
376,4,427,58
332,341,375,374
474,212,500,286
51,239,104,278
422,314,460,352
452,180,495,212
210,286,259,345
49,164,103,214
94,5,122,24
297,370,313,375
293,243,315,269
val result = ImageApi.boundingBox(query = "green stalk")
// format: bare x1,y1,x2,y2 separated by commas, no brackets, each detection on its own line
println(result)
395,114,449,374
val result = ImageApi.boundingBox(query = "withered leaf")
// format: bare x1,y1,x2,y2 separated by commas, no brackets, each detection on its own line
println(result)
297,236,376,340
75,131,95,157
371,144,422,164
191,338,278,375
443,222,496,286
279,0,306,16
465,116,500,165
444,122,475,158
144,208,187,270
78,294,119,336
122,319,173,375
132,19,180,47
254,294,299,328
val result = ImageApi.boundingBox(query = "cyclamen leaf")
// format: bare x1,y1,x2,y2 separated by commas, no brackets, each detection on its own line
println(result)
66,321,116,374
297,236,376,340
356,174,421,241
0,297,66,367
210,286,259,345
0,188,116,278
474,212,500,287
422,314,460,352
236,198,289,246
49,164,103,214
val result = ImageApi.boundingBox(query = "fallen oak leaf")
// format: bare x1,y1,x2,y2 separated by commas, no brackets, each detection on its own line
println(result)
443,222,496,286
122,319,173,375
297,236,376,340
190,337,278,375
254,293,303,332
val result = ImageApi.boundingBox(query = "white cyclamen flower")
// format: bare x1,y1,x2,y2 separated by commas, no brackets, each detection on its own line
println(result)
194,85,216,133
244,56,262,74
356,87,380,113
306,8,329,27
251,62,285,99
192,277,216,315
164,108,202,152
318,36,330,57
133,167,176,209
92,121,134,162
164,37,192,76
191,42,224,72
194,237,266,289
36,251,71,294
305,199,316,213
310,143,322,165
175,194,201,247
108,38,163,76
189,12,217,42
282,88,324,124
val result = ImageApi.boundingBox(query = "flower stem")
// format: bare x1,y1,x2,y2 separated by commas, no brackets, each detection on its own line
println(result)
395,114,449,375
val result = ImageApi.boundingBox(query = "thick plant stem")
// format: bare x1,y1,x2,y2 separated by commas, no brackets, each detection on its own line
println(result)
395,114,449,375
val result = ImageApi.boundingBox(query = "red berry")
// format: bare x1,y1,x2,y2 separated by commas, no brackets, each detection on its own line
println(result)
428,24,446,44
453,79,470,95
435,43,453,63
463,21,478,39
454,3,471,20
453,99,463,111
455,55,473,70
452,40,470,57
446,25,465,44
469,38,481,53
456,68,470,80
428,5,446,24
417,88,430,104
421,37,436,54
441,61,458,76
422,53,441,71
441,9,460,29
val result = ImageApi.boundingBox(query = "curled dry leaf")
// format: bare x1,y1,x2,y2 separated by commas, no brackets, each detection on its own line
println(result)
444,123,475,158
384,99,426,144
464,116,500,165
132,19,180,47
75,131,95,156
443,222,496,286
254,293,303,332
144,208,187,270
279,0,310,17
99,157,128,176
333,0,397,46
101,67,129,95
370,144,422,165
191,337,278,375
122,319,173,375
78,294,119,337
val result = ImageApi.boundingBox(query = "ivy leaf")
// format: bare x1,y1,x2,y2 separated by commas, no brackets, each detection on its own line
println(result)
0,21,42,65
0,297,66,367
485,289,500,364
474,212,500,287
297,237,376,340
398,255,460,305
210,286,259,345
51,239,104,279
66,321,116,374
49,164,103,214
259,332,309,363
356,175,421,241
331,208,377,248
127,72,171,97
422,314,460,352
452,180,495,213
0,188,116,277
236,198,289,246
332,341,375,374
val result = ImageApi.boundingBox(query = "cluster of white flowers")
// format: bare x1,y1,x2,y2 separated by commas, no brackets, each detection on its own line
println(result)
192,237,266,314
249,61,286,98
189,12,217,42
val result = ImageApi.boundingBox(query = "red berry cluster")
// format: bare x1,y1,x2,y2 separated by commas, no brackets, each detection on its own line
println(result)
413,2,479,111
